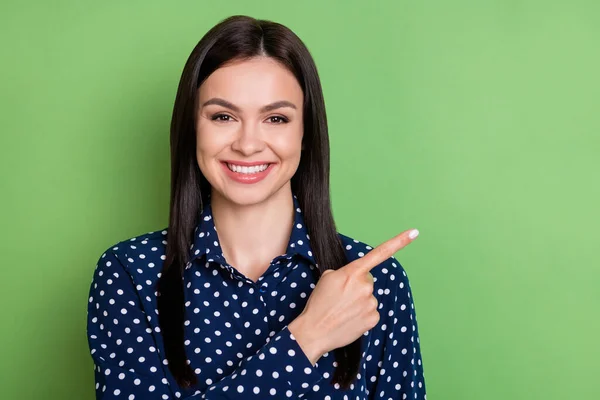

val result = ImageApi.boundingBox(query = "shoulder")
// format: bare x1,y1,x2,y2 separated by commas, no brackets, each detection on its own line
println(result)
337,232,411,291
97,227,168,263
91,227,169,288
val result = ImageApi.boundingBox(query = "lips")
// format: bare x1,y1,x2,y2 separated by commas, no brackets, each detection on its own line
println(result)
222,160,275,167
220,161,275,184
225,162,270,173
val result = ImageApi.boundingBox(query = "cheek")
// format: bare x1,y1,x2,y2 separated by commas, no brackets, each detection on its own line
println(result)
274,125,303,158
196,125,226,157
195,133,221,176
196,135,211,155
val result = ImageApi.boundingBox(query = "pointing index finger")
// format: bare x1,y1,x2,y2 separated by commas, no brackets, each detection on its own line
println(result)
349,229,419,276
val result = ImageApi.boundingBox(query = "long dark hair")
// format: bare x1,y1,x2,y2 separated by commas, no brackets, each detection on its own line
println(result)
157,15,358,390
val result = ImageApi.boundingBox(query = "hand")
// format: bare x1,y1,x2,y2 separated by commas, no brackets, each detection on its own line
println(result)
289,228,420,365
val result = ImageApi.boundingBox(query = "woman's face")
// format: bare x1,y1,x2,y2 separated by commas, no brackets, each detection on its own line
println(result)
195,56,304,207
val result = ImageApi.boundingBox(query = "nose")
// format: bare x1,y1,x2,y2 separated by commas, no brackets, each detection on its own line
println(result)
230,121,266,156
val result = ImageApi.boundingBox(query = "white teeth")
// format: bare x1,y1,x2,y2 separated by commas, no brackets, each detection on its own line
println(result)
226,163,269,174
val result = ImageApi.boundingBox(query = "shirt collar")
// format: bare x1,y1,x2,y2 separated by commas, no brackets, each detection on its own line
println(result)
187,194,316,268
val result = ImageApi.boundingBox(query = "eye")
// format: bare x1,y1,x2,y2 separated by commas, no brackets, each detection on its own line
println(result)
211,113,234,122
268,115,289,124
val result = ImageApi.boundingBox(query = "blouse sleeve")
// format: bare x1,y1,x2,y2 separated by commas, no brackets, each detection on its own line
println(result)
87,249,325,400
365,257,426,399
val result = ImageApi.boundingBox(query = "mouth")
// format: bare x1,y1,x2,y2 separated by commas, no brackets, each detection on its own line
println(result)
219,161,276,184
222,161,274,174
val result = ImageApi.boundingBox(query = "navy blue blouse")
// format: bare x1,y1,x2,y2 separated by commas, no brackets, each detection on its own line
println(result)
87,195,426,399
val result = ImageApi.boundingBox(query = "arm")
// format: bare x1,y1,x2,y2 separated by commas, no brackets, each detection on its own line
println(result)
87,249,325,399
365,257,426,399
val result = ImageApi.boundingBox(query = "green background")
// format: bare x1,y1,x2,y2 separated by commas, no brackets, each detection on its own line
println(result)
1,1,598,399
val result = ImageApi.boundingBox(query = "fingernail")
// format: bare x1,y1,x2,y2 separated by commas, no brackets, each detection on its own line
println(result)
408,229,419,239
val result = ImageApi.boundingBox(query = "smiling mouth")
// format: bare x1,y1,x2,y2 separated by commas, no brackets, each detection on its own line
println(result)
223,162,273,174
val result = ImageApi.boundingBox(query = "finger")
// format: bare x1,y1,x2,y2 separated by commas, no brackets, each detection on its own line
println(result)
348,228,419,276
366,272,374,283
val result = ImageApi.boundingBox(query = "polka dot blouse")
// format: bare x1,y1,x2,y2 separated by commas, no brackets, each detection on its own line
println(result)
87,195,426,399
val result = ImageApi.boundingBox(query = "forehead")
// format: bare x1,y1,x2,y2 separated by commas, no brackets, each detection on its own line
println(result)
198,57,303,108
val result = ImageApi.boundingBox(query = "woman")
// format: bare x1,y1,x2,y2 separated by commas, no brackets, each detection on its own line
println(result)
87,15,426,399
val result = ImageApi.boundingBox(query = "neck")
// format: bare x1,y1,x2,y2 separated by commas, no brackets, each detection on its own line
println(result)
210,185,294,274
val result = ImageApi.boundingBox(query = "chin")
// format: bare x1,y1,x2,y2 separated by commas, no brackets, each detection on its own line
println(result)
205,162,297,207
217,186,277,207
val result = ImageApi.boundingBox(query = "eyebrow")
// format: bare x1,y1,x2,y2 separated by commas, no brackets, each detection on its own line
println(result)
201,98,297,113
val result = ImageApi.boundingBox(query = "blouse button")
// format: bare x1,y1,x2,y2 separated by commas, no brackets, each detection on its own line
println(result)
259,286,267,293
